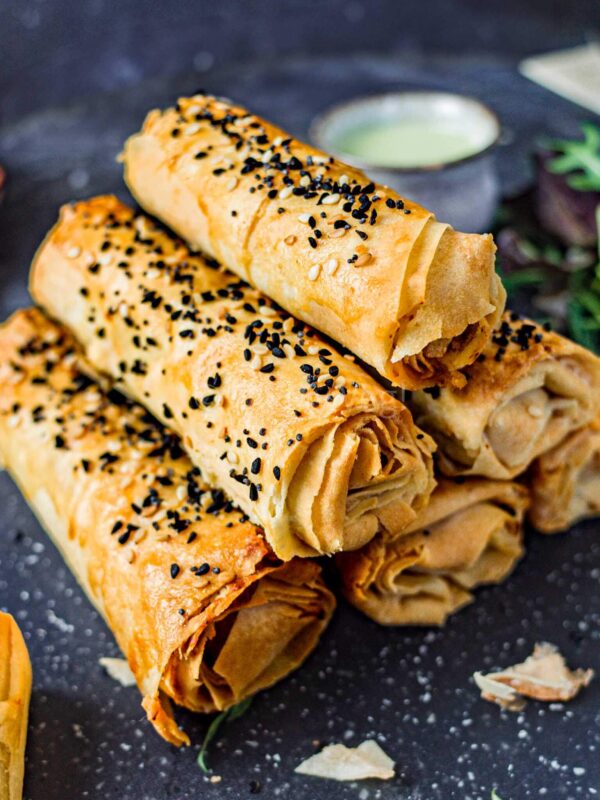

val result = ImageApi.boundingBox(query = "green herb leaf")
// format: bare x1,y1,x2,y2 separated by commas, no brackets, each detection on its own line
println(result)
544,122,600,193
491,791,504,800
497,266,546,299
197,697,254,773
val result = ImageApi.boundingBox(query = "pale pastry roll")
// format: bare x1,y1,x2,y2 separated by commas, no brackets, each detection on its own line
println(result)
122,93,505,390
411,313,600,479
0,613,32,800
337,479,528,626
30,196,435,560
0,308,335,747
529,414,600,533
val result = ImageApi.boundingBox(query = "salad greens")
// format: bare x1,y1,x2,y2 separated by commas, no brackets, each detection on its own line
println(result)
197,696,254,773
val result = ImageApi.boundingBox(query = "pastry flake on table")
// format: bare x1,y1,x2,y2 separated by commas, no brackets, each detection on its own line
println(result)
295,740,395,781
474,642,594,710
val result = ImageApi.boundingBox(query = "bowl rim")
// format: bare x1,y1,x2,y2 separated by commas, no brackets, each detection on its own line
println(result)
309,90,502,174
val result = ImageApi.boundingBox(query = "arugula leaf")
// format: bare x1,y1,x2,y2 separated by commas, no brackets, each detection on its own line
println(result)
491,791,503,800
197,696,254,773
545,123,600,192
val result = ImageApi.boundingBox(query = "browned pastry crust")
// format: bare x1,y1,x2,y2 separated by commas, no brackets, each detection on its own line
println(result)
337,479,528,626
0,613,32,800
122,93,505,390
411,312,600,479
529,413,600,533
30,195,435,560
0,308,335,746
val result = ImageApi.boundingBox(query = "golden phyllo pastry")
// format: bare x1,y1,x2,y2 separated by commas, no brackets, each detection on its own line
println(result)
122,93,505,390
411,313,600,479
30,196,435,560
529,413,600,533
0,613,31,800
0,308,335,746
337,479,528,626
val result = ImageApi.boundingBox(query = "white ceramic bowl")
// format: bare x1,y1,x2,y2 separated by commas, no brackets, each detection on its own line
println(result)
310,91,502,232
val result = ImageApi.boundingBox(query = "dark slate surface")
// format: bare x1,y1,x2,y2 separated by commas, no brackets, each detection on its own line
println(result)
1,44,599,800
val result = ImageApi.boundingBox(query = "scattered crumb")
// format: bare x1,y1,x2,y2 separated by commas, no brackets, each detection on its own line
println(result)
99,656,136,687
474,642,593,710
209,775,222,784
295,740,395,781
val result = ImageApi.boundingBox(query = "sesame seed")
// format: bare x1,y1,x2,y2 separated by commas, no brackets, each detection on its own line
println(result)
298,214,312,224
308,264,321,281
324,258,339,276
67,246,81,259
354,252,372,267
321,193,340,205
279,186,293,200
226,177,238,192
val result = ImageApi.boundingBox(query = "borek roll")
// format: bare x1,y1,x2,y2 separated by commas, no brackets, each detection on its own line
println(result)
0,308,335,746
337,479,528,626
122,93,505,390
411,313,600,479
529,413,600,533
30,196,435,560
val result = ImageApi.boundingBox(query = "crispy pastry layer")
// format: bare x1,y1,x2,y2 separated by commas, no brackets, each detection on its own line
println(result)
337,479,528,626
529,413,600,533
0,309,335,746
0,613,32,800
411,313,600,479
122,93,505,390
30,196,435,559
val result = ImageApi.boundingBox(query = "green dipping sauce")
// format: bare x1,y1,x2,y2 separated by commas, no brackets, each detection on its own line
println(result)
334,118,483,169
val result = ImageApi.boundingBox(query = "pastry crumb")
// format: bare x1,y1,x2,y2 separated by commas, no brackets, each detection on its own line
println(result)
295,740,395,781
99,657,136,687
474,642,593,710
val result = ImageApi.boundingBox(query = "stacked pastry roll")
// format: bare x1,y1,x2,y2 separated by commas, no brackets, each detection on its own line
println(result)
337,313,600,624
4,93,600,756
122,93,505,390
0,308,336,745
411,312,600,526
30,196,436,561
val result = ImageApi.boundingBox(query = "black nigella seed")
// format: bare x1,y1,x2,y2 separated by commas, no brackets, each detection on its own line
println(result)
249,483,259,501
273,466,281,480
197,562,210,576
189,397,199,410
251,457,261,474
247,437,258,449
386,198,395,208
170,563,180,579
